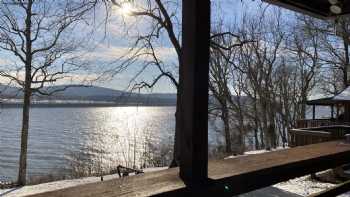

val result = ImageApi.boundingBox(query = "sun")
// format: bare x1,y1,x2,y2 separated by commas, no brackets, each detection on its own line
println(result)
119,2,135,16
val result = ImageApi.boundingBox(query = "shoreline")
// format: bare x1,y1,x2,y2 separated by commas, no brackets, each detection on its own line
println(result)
0,103,177,108
0,167,168,197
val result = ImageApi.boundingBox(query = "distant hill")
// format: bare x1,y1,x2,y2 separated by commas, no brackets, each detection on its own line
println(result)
0,85,177,106
0,85,22,98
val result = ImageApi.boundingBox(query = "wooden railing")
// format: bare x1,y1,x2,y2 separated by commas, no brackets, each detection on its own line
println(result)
289,125,350,147
289,129,331,147
296,119,350,129
288,125,350,196
20,141,350,197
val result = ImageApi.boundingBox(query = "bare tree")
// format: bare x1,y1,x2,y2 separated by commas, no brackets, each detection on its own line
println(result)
236,9,285,150
209,31,234,153
109,0,257,160
110,0,183,167
284,18,322,123
209,22,253,154
0,0,100,185
299,16,350,93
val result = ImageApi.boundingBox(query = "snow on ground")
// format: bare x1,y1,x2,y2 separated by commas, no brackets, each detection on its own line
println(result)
0,167,168,197
225,147,288,159
339,192,350,197
274,175,335,196
274,175,350,197
143,167,168,173
0,175,117,197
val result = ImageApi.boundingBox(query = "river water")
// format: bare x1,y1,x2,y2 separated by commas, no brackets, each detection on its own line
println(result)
0,106,222,181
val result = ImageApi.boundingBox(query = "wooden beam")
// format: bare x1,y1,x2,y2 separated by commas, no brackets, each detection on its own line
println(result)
346,104,350,122
331,105,334,119
24,141,350,197
180,0,210,185
204,141,350,196
313,105,316,120
263,0,350,19
289,129,331,138
337,104,340,117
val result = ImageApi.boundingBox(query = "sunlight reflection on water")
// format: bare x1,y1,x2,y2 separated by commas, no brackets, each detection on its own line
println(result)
0,106,177,181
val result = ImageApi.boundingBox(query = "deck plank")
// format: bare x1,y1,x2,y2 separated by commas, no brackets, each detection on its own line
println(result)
209,140,350,179
25,141,350,197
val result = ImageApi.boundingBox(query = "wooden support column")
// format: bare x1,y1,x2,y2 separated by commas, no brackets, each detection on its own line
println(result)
346,104,350,122
337,104,340,117
331,105,334,119
313,105,316,120
180,0,210,185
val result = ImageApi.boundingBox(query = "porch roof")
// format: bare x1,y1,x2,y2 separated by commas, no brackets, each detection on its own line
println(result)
307,87,350,105
263,0,350,19
333,86,350,101
306,97,337,106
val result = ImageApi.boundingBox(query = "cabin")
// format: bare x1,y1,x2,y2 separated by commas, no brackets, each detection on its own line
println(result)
21,0,350,196
291,87,350,147
297,86,350,128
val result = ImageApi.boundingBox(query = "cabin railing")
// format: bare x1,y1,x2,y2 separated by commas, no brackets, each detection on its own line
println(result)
289,129,331,147
296,119,350,129
289,125,350,147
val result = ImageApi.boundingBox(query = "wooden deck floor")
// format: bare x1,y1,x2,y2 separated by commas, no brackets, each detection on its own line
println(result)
23,141,350,197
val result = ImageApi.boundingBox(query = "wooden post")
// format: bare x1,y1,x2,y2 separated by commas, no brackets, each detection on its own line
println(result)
346,104,350,122
331,105,334,119
313,105,316,120
180,0,210,185
337,104,340,118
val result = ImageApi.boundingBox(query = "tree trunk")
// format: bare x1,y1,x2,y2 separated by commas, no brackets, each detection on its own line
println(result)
260,128,265,148
222,104,232,153
170,59,184,168
261,101,270,150
170,96,181,167
254,127,259,150
237,117,245,154
253,92,260,150
300,94,307,120
343,38,349,88
18,1,32,185
267,101,276,149
17,75,32,185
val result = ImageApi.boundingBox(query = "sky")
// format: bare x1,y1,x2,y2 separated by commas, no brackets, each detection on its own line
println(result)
0,0,295,94
86,0,265,93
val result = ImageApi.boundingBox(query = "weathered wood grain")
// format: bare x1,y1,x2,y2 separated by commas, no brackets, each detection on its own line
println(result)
25,141,350,197
180,0,210,184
